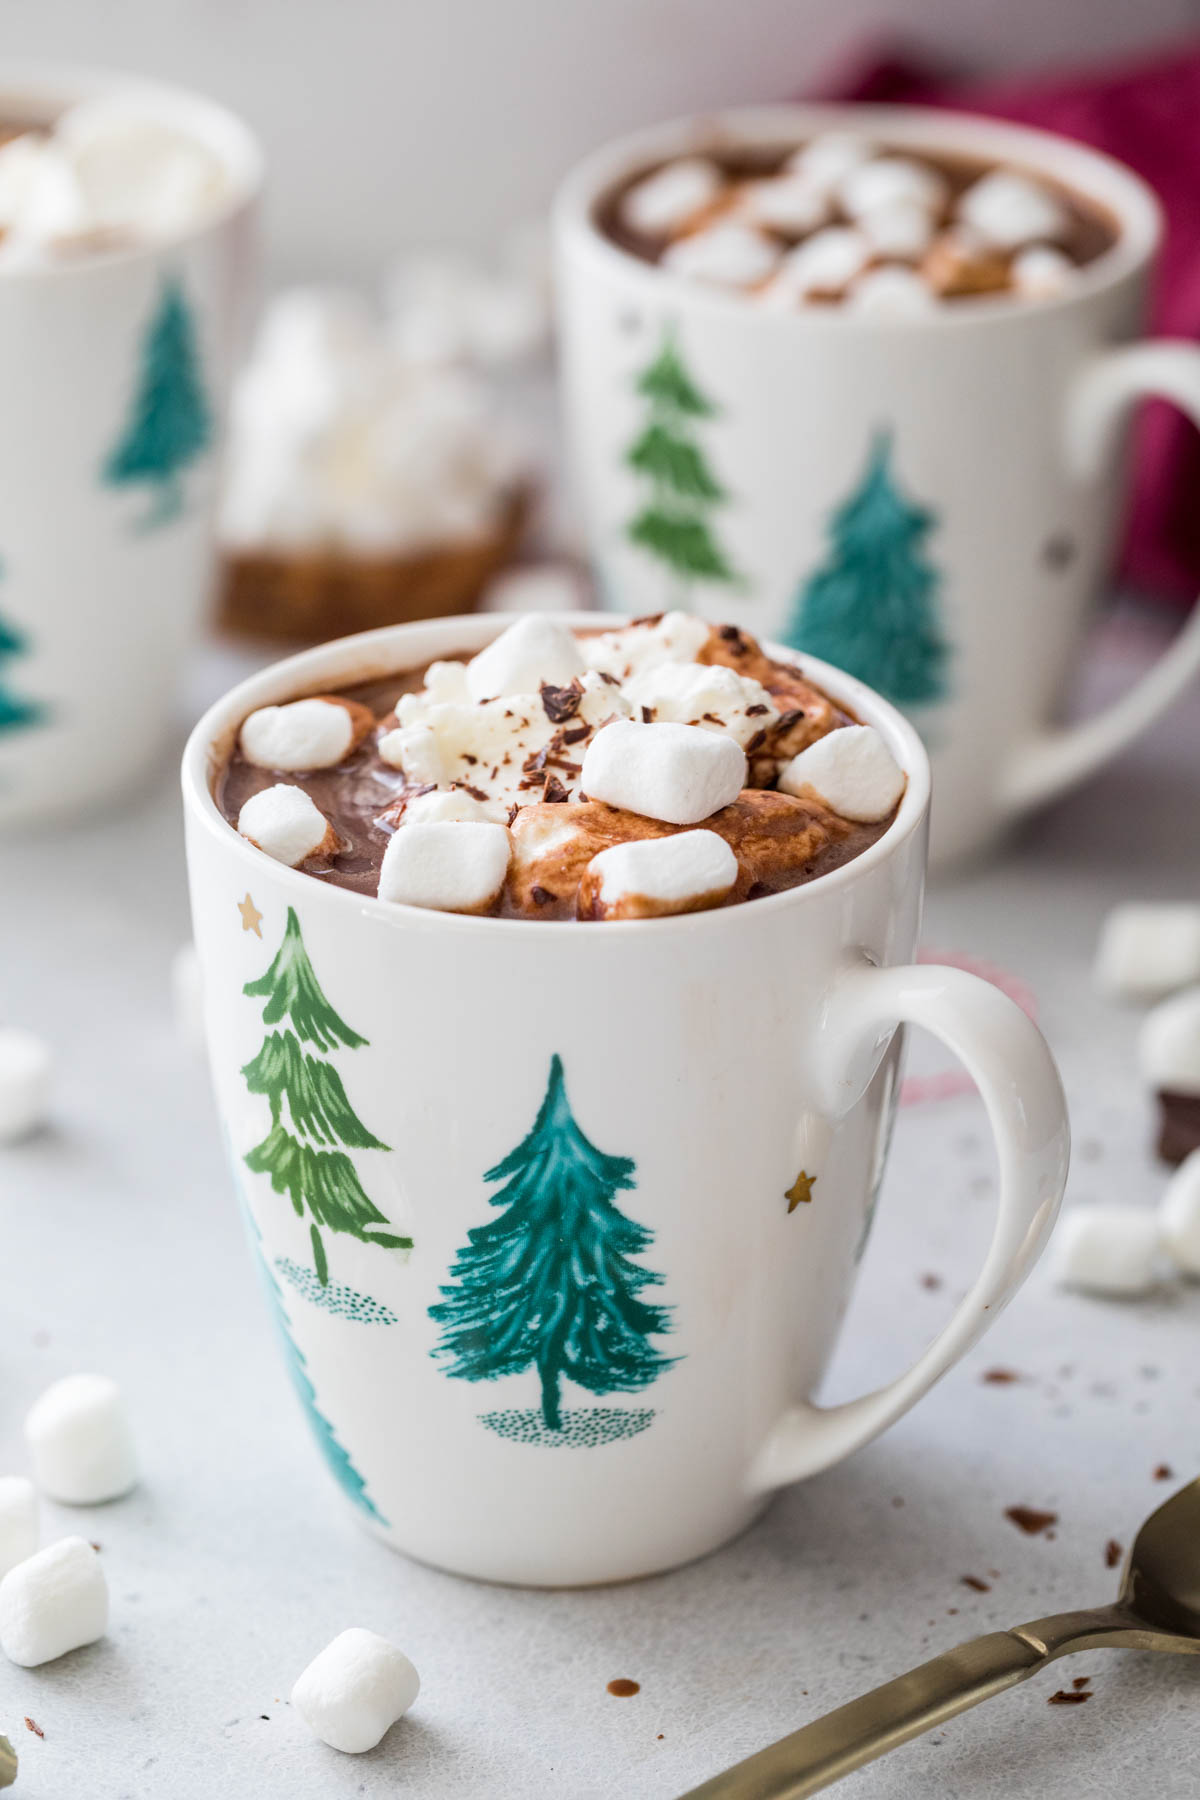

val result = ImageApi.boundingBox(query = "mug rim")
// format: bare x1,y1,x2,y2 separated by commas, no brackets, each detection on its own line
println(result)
0,61,263,280
182,610,930,939
552,100,1161,330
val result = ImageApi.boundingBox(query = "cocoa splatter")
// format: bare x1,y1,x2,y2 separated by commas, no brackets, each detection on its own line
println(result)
961,1575,991,1592
982,1368,1020,1385
607,1678,640,1698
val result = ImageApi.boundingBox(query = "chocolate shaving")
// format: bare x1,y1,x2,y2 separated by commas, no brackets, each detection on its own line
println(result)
701,712,723,724
598,670,620,686
523,745,550,775
1048,1689,1090,1705
1005,1505,1058,1536
630,613,664,628
983,1368,1020,1385
745,729,768,754
746,703,770,716
530,885,554,907
1153,1463,1173,1481
460,784,489,802
24,1717,43,1738
718,624,748,654
540,679,583,723
542,775,570,804
961,1575,990,1592
776,708,804,734
641,705,653,724
507,804,520,827
561,724,590,745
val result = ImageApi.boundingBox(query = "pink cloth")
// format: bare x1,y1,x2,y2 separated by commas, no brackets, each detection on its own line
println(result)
827,40,1200,604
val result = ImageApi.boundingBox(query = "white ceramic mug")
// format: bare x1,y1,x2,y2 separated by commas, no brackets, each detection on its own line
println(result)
183,612,1068,1586
0,67,261,829
555,105,1200,869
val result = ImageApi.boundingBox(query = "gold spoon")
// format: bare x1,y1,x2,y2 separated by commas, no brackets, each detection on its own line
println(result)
679,1476,1200,1799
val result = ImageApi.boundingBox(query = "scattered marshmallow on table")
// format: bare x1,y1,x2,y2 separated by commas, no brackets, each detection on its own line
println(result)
0,1536,108,1668
846,265,938,320
581,719,746,825
237,785,337,868
1138,986,1200,1097
957,169,1068,250
1094,903,1200,1003
0,1480,37,1581
1051,1205,1161,1296
239,697,369,772
662,220,781,289
1159,1150,1200,1277
377,821,511,913
581,830,739,920
778,726,905,822
0,1028,52,1144
737,174,830,236
292,1627,420,1754
25,1374,138,1505
466,615,585,701
620,157,722,235
840,156,947,222
759,227,871,305
1011,244,1076,299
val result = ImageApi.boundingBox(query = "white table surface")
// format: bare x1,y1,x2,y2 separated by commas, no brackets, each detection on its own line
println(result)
2,606,1199,1800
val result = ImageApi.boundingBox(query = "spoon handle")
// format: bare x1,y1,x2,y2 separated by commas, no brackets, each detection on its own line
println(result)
677,1629,1047,1799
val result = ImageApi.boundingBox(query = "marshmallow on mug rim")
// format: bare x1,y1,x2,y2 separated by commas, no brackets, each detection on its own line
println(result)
846,265,938,320
466,615,585,701
25,1373,138,1505
292,1627,420,1754
778,725,905,822
662,221,781,289
840,156,948,221
581,719,746,825
1160,1150,1200,1277
1094,903,1200,1004
1051,1204,1161,1296
737,174,830,235
760,227,871,305
620,157,723,236
237,784,336,868
377,820,510,913
0,1480,37,1581
0,1536,108,1668
583,830,739,920
1139,986,1200,1097
0,1028,52,1143
239,697,368,772
1011,243,1076,299
957,169,1068,250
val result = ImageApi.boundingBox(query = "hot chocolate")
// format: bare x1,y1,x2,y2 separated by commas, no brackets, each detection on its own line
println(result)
215,614,905,920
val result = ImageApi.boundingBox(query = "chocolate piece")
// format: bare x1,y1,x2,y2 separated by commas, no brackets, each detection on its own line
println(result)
540,679,583,723
1005,1505,1058,1536
1155,1090,1200,1165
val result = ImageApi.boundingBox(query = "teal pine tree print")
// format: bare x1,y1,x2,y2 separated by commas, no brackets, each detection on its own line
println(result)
430,1055,675,1446
103,277,213,529
625,329,739,597
786,430,949,707
241,908,411,1287
0,605,42,736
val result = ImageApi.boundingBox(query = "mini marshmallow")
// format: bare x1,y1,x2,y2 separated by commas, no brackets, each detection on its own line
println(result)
840,157,948,222
466,615,585,701
170,943,205,1053
377,821,510,913
398,788,508,826
786,133,875,194
759,228,871,305
736,174,830,236
623,660,778,747
957,169,1068,250
846,265,938,319
583,830,738,920
239,698,361,772
581,719,746,825
25,1374,138,1505
582,611,709,682
1094,904,1200,1004
1159,1150,1200,1277
0,1536,107,1668
376,723,447,786
1139,987,1200,1097
858,199,936,261
1011,243,1076,299
0,1028,52,1143
238,785,336,868
662,221,781,289
291,1627,420,1754
778,726,905,822
620,158,723,236
0,1481,37,1580
1051,1205,1161,1296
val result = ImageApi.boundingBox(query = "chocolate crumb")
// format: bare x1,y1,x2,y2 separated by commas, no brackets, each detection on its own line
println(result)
701,712,722,724
1048,1689,1090,1705
607,1678,640,1698
961,1575,991,1592
641,705,653,723
657,1733,665,1741
462,753,477,766
542,775,570,804
24,1717,43,1738
540,679,583,723
718,624,747,655
1153,1463,1173,1481
746,703,769,716
1005,1505,1058,1536
776,708,804,733
599,670,620,686
260,1713,270,1720
630,613,664,629
530,886,555,908
461,784,489,803
983,1368,1020,1385
1072,1677,1091,1691
89,1540,101,1552
507,804,520,827
1104,1539,1123,1569
562,724,590,745
919,1273,943,1291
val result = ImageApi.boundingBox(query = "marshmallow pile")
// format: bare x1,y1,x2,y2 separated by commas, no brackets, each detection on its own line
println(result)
620,133,1087,315
234,611,906,919
219,284,529,558
0,94,232,269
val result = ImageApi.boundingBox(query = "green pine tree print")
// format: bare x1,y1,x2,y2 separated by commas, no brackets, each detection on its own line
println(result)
430,1054,676,1444
103,277,213,530
785,429,949,707
0,605,42,736
624,328,740,597
241,908,411,1287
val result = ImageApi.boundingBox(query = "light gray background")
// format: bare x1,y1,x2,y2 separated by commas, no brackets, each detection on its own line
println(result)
1,608,1198,1797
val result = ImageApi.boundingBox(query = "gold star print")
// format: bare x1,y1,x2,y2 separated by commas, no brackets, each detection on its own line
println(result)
237,893,263,937
785,1170,816,1213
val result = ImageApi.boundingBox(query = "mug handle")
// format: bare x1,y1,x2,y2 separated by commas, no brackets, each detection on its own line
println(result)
750,960,1068,1492
1001,340,1200,816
